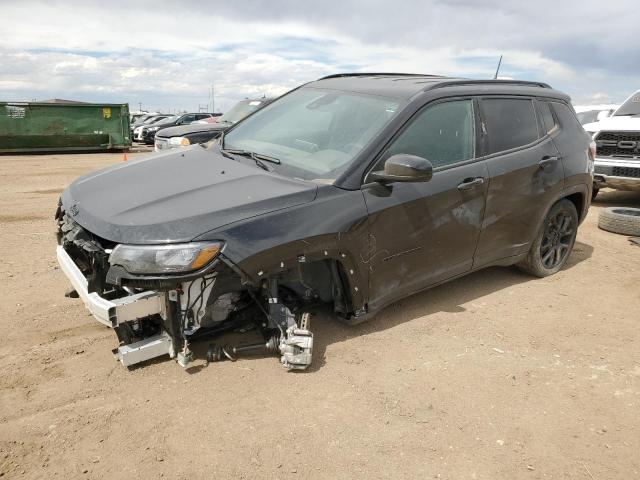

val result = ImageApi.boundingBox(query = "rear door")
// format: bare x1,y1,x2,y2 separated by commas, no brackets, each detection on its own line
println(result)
549,101,593,202
474,97,565,267
362,98,489,310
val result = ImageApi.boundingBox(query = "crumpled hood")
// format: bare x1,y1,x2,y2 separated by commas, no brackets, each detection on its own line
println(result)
61,145,318,244
584,116,640,133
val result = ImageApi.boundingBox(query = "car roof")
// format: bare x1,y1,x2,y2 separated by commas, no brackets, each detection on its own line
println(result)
306,73,562,101
237,97,274,103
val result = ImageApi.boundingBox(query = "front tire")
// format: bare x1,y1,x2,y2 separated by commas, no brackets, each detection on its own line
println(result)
517,199,578,277
591,183,599,200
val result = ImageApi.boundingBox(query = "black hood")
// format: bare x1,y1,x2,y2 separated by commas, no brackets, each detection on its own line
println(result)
156,123,228,138
61,145,318,244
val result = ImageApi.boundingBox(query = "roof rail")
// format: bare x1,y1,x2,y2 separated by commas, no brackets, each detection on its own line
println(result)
318,72,445,80
427,79,551,90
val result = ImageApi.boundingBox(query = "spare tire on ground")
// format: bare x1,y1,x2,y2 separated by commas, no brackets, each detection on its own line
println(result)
598,207,640,236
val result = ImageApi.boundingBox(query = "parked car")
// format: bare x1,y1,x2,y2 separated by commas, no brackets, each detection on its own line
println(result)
574,104,618,125
139,113,219,144
130,111,151,124
154,98,274,150
56,73,592,370
191,116,221,124
131,113,163,128
131,114,171,140
583,90,640,198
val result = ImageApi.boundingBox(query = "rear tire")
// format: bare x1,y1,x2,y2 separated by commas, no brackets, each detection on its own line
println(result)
517,199,578,277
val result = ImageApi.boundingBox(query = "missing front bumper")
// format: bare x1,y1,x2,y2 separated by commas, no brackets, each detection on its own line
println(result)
56,245,164,328
114,332,173,367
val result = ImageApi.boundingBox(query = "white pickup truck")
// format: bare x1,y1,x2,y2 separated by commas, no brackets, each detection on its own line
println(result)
584,90,640,199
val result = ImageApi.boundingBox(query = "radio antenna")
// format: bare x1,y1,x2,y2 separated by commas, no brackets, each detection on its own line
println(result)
494,55,503,79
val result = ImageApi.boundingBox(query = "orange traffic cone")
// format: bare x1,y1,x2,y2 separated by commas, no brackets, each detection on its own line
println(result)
123,151,128,162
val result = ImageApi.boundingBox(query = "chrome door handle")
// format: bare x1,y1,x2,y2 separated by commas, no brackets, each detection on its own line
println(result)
457,177,484,190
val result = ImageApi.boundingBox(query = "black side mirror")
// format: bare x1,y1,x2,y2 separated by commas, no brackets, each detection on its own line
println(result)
369,154,433,183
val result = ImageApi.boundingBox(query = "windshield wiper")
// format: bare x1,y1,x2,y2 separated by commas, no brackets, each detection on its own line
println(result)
251,157,270,171
219,147,240,161
221,148,252,157
251,152,281,165
222,148,280,163
219,148,277,171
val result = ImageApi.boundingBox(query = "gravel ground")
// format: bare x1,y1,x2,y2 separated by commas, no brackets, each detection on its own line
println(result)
1,152,639,479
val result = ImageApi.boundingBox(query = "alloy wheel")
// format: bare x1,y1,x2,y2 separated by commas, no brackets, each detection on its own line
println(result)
540,211,574,269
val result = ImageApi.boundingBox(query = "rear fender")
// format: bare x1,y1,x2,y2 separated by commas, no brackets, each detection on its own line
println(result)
531,183,589,240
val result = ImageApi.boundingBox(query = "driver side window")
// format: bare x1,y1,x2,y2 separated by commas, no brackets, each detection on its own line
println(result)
380,100,475,169
180,114,196,124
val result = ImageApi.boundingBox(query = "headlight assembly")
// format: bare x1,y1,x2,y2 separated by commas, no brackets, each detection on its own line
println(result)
109,242,222,274
169,136,191,146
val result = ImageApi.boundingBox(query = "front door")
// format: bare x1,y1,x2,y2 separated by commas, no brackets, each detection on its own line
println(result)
362,98,488,311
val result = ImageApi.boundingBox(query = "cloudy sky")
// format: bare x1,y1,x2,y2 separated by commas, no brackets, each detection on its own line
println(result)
0,0,637,112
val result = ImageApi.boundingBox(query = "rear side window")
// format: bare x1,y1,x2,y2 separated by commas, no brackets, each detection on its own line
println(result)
383,99,475,168
551,102,585,137
537,101,557,134
481,98,539,154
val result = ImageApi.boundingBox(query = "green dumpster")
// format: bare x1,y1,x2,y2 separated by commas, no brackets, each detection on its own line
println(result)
0,102,131,153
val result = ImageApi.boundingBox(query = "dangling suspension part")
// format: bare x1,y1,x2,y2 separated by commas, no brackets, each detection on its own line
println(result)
279,312,313,370
206,311,314,370
206,334,279,364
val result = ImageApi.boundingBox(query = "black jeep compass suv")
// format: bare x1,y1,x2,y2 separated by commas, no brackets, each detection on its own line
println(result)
56,73,594,369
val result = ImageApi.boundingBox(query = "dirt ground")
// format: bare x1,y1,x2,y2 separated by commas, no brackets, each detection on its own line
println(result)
1,151,639,480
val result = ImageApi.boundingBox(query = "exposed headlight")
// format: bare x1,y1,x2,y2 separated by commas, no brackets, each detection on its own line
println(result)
169,136,190,146
109,242,222,274
147,126,160,132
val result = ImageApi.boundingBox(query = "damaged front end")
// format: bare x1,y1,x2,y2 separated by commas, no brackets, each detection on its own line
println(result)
55,211,315,370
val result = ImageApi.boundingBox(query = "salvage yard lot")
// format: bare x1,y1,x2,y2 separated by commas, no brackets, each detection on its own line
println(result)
1,152,639,479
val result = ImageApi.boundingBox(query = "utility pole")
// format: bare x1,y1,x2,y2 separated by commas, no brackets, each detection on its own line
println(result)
138,102,142,112
210,83,215,113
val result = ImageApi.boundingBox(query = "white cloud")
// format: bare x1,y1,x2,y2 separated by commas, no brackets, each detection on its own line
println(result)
0,0,636,110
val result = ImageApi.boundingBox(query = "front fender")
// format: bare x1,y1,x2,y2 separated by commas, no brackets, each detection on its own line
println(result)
196,185,371,310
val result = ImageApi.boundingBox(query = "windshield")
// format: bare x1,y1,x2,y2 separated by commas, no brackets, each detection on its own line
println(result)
134,115,154,124
147,116,169,124
155,115,178,126
223,88,400,181
615,91,640,116
219,101,265,124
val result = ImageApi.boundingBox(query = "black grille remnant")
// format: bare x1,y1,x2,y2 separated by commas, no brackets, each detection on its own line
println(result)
596,131,640,159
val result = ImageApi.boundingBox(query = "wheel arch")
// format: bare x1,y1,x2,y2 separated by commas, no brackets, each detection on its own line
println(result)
565,191,585,222
558,183,589,222
219,240,368,317
528,184,588,251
